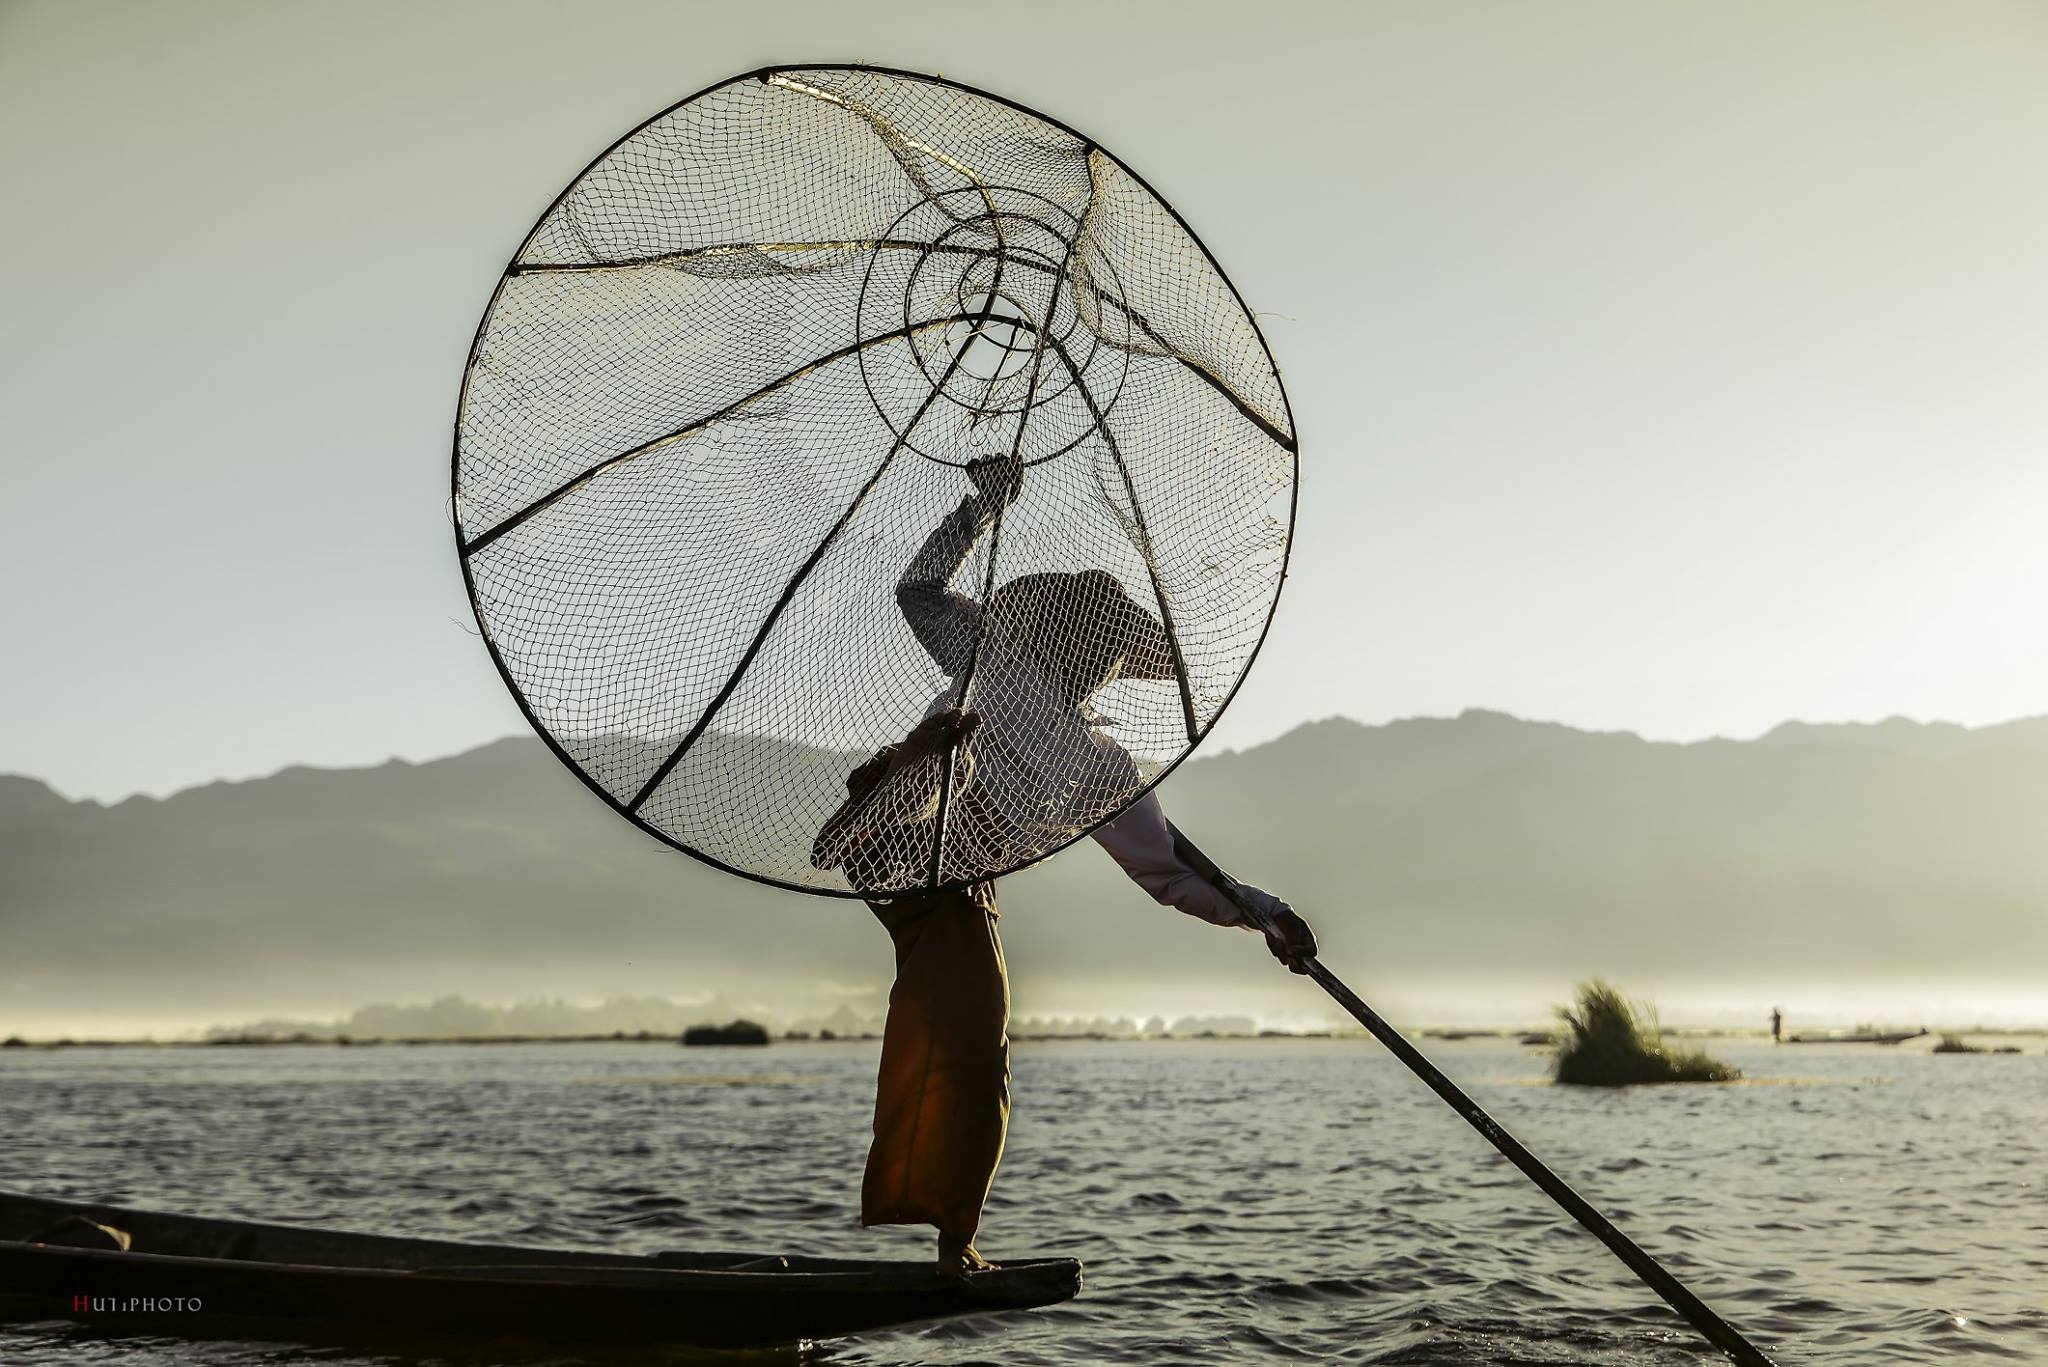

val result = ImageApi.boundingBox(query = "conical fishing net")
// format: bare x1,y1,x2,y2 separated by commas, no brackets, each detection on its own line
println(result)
454,65,1296,898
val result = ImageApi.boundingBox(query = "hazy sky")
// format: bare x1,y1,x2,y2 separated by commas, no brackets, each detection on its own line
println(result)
4,0,2045,802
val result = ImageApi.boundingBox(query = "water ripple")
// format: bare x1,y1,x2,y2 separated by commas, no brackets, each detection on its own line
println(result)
1,1036,2043,1364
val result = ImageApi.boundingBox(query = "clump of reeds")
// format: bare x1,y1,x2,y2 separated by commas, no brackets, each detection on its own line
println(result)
1552,981,1740,1086
1932,1033,1984,1054
681,1019,770,1046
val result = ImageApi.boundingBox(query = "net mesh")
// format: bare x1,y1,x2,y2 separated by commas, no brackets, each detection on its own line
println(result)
455,66,1296,898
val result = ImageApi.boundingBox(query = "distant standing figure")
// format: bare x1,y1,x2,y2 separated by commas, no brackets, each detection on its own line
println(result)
1770,1007,1783,1043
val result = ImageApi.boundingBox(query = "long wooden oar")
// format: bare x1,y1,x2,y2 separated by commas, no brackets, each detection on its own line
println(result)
1168,824,1782,1367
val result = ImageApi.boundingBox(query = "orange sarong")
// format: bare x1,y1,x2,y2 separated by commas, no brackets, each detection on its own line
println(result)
860,882,1010,1243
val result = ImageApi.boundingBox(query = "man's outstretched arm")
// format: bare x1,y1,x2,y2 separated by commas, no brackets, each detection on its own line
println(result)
896,458,1019,675
1091,791,1318,969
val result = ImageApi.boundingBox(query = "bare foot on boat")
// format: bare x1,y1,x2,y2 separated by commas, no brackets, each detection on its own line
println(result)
936,1231,995,1277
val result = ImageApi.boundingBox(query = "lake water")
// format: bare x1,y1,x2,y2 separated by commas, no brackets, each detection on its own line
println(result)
2,1036,2042,1365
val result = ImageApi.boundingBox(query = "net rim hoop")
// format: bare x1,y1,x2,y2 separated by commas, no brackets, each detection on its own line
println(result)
450,61,1301,900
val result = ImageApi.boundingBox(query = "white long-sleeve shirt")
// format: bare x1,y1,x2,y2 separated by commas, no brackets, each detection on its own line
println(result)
1090,791,1280,930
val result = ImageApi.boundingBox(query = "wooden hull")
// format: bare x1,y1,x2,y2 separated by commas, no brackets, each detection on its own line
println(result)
0,1191,1081,1347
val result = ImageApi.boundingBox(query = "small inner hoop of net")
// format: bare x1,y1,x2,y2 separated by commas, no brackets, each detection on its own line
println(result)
454,65,1296,898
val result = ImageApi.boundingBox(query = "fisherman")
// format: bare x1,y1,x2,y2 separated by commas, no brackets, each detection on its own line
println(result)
813,455,1316,1276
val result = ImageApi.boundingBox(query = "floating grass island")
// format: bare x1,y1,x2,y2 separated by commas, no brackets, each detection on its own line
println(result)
1552,981,1739,1086
681,1019,772,1047
1933,1033,2023,1055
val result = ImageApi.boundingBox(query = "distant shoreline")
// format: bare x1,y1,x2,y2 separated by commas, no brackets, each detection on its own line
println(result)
7,1026,2042,1050
0,1030,1351,1049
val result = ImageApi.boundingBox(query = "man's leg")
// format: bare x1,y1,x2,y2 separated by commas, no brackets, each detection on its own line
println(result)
861,883,1010,1268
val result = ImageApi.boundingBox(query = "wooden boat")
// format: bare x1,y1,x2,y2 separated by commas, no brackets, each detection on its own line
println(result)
1783,1028,1928,1045
0,1190,1081,1347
